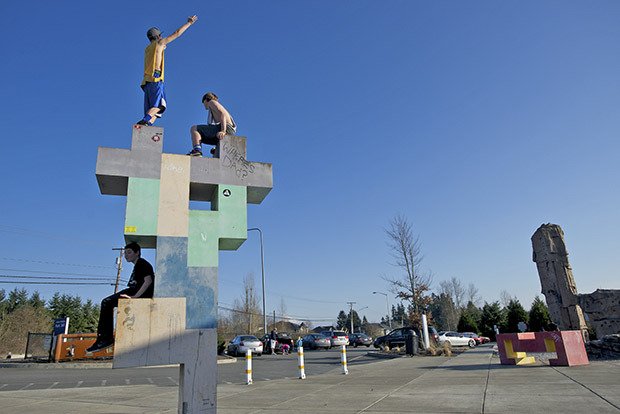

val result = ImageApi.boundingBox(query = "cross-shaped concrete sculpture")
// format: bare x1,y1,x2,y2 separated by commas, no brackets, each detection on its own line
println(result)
96,125,272,413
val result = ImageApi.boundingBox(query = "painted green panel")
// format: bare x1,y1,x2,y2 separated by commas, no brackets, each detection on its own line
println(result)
188,210,219,267
214,184,247,250
125,177,160,237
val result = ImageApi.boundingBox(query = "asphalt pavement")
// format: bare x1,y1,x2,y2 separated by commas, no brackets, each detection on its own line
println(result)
0,345,618,413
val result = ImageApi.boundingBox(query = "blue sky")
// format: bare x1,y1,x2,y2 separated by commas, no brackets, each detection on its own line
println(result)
1,1,619,327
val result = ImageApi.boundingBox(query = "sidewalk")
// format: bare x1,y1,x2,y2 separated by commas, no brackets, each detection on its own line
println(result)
1,346,618,413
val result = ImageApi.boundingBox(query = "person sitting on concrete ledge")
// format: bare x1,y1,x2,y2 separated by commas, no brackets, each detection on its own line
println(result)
187,92,237,157
86,242,155,353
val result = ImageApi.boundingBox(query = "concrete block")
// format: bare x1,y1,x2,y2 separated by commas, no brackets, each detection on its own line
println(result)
130,124,163,153
113,298,185,368
157,154,190,237
189,135,273,204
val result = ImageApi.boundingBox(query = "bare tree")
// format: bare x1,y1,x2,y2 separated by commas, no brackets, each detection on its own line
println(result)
439,277,466,309
278,297,287,319
382,214,432,326
466,283,481,306
232,273,262,334
499,290,516,308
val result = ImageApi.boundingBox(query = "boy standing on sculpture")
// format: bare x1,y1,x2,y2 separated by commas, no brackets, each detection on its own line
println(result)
87,242,155,353
136,15,198,126
187,92,237,157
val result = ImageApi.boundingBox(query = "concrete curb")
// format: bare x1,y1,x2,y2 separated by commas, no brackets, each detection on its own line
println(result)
0,355,238,369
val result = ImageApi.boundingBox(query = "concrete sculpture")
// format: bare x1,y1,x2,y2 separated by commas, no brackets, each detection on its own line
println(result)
532,224,620,340
96,125,272,413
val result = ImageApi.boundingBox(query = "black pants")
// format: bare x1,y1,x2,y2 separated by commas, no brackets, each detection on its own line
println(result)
96,288,133,340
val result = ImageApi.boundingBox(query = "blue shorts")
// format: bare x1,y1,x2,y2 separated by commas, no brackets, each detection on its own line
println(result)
141,81,167,117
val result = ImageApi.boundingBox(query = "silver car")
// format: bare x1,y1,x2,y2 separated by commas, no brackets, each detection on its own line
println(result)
226,335,264,356
321,330,350,347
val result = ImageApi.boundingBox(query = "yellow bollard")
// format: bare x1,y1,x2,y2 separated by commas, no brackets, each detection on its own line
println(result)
245,349,253,385
341,345,348,375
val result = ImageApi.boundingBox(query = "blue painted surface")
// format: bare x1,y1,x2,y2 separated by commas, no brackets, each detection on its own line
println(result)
155,236,217,329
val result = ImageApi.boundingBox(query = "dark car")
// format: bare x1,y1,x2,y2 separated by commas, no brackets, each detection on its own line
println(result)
301,333,331,350
349,333,373,347
373,327,420,350
261,332,295,354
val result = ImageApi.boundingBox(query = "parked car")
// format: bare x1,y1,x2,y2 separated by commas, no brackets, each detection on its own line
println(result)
461,332,482,345
437,331,476,348
478,335,491,344
320,330,350,347
427,326,439,343
373,327,420,350
301,333,331,350
349,333,373,347
226,335,263,356
260,332,295,354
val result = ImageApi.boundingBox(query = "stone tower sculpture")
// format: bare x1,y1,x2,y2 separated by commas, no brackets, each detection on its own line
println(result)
531,224,588,337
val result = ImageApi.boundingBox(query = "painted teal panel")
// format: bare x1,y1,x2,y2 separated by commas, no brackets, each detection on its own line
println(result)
125,177,160,237
155,236,217,329
188,210,219,267
213,184,247,250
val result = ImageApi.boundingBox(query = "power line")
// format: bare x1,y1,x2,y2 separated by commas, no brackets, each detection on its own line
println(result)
0,224,110,248
0,268,116,278
0,257,113,269
0,281,114,285
0,275,127,283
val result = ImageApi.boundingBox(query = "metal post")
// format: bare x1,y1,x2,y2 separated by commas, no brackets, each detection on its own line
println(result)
421,312,430,350
341,345,349,375
347,301,356,333
373,291,391,329
248,228,267,335
112,247,124,294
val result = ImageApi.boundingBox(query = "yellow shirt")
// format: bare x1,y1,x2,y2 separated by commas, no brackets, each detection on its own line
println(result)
141,42,165,85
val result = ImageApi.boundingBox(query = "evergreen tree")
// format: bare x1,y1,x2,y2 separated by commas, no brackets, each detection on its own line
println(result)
336,310,348,330
29,291,46,309
457,311,479,333
428,293,458,331
505,299,528,333
479,301,504,340
345,310,362,333
529,296,552,332
7,288,29,313
464,301,482,328
48,293,98,334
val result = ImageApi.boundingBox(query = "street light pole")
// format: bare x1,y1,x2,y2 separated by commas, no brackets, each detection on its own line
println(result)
248,228,267,335
373,291,391,329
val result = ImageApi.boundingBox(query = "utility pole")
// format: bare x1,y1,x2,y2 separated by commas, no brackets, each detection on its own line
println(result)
273,310,276,328
347,301,356,334
112,247,125,293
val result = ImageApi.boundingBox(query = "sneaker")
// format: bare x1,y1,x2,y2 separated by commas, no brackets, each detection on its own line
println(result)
187,149,203,157
136,120,149,126
86,338,114,353
210,148,216,156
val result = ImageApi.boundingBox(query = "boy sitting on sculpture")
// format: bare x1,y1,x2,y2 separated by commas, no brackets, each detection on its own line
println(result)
187,92,237,157
87,242,155,353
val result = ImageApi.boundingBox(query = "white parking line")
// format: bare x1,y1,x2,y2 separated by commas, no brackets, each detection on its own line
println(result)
146,377,154,384
19,383,34,390
76,381,83,388
47,382,58,389
167,377,178,385
0,384,7,390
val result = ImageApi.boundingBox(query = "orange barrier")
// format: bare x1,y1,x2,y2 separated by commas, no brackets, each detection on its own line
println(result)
53,333,114,362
